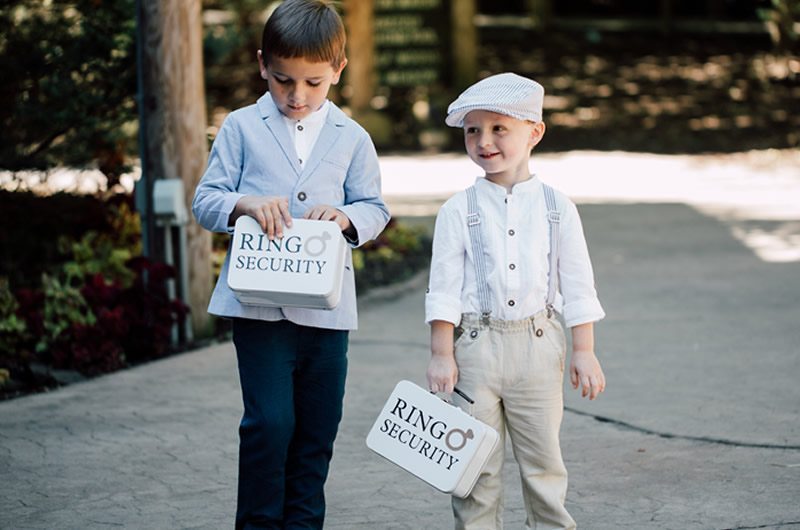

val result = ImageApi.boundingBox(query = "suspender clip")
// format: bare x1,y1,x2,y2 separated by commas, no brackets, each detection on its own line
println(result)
546,304,554,319
547,211,561,223
481,312,491,325
467,212,481,226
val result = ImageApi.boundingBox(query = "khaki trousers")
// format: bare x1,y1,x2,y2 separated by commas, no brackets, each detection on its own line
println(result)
452,311,576,530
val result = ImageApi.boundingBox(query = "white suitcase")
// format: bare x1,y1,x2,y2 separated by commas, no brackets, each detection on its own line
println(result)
227,216,347,309
366,380,499,498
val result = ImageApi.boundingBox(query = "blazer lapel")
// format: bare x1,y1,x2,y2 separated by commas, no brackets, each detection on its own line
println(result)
299,104,347,181
257,93,302,175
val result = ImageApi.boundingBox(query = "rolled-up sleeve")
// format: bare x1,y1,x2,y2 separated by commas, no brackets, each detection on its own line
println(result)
558,200,605,328
425,201,466,325
192,118,246,234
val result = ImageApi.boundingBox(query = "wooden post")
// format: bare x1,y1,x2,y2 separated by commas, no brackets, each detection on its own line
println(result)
451,0,478,91
343,0,375,115
526,0,552,30
139,0,212,337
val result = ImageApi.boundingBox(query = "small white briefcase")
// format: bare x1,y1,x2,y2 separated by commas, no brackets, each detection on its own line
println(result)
366,380,499,498
227,216,346,309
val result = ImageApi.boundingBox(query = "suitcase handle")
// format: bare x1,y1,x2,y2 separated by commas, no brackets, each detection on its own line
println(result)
453,387,474,404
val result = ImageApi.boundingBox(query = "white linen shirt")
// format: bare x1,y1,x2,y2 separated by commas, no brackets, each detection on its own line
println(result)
281,96,329,168
425,176,604,328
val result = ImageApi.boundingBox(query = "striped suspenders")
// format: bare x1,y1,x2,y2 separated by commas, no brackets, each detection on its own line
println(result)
465,183,561,322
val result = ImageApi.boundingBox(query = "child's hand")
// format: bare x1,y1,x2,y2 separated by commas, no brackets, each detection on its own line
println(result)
427,354,458,394
234,195,292,239
570,350,606,400
304,204,352,232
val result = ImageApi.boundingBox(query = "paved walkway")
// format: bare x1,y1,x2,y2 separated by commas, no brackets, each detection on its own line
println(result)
2,151,800,529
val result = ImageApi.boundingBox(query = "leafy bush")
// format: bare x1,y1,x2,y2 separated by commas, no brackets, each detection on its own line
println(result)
0,190,112,288
0,192,185,395
0,1,137,183
352,219,432,293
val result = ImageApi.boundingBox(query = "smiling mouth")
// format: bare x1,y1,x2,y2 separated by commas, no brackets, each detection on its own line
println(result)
479,152,500,159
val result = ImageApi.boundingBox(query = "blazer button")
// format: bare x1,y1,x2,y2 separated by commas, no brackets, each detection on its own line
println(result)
507,300,515,307
297,191,307,201
535,329,544,337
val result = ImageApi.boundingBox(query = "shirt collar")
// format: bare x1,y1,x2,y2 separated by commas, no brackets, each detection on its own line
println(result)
475,174,541,195
281,97,330,127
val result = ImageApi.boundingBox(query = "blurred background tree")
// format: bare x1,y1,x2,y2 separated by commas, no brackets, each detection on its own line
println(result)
0,1,137,188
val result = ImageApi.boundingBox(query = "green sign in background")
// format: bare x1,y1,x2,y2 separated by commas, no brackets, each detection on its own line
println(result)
374,0,450,87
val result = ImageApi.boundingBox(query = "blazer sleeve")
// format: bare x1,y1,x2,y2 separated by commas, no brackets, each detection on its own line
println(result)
337,132,391,247
191,116,247,234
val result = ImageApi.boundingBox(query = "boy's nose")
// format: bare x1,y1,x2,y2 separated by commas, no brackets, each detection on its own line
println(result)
290,84,305,102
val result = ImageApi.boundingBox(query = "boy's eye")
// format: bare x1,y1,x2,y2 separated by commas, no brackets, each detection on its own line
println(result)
307,81,321,87
493,125,506,132
273,76,291,85
466,127,478,134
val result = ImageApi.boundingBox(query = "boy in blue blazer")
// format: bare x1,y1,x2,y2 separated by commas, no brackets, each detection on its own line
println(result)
192,1,389,527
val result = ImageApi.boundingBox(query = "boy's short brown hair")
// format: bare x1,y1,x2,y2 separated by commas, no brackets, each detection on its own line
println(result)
261,0,346,66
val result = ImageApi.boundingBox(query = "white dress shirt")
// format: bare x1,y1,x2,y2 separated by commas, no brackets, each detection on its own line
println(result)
425,176,604,328
280,97,329,168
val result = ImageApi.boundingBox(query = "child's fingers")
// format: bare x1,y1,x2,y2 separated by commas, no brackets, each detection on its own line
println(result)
279,198,292,228
570,366,579,389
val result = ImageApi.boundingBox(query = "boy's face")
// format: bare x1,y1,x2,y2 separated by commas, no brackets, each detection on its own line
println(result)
258,51,346,121
462,110,545,181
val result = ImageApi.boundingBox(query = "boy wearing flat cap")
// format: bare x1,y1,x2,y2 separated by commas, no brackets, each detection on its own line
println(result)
426,72,606,529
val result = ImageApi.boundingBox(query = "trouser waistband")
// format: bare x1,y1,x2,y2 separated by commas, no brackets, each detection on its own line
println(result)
460,309,552,332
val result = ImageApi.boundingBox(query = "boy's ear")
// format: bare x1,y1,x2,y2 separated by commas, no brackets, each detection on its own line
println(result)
530,121,546,148
332,57,348,84
257,50,268,80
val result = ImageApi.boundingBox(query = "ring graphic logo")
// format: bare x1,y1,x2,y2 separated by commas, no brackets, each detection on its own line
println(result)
367,380,499,497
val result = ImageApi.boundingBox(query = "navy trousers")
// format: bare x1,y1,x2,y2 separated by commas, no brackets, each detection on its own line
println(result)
232,318,349,530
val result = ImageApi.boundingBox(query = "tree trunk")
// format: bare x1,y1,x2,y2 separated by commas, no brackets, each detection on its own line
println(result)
139,0,213,338
344,0,375,115
451,0,478,91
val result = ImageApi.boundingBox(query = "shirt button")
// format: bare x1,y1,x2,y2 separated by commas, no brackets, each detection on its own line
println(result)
508,300,515,307
297,124,304,131
508,229,515,236
509,263,516,270
297,191,307,201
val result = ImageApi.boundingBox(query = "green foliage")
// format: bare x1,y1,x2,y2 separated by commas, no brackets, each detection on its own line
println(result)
0,192,186,390
37,274,96,355
0,191,122,289
58,202,142,288
0,278,28,358
0,1,137,182
352,220,432,293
